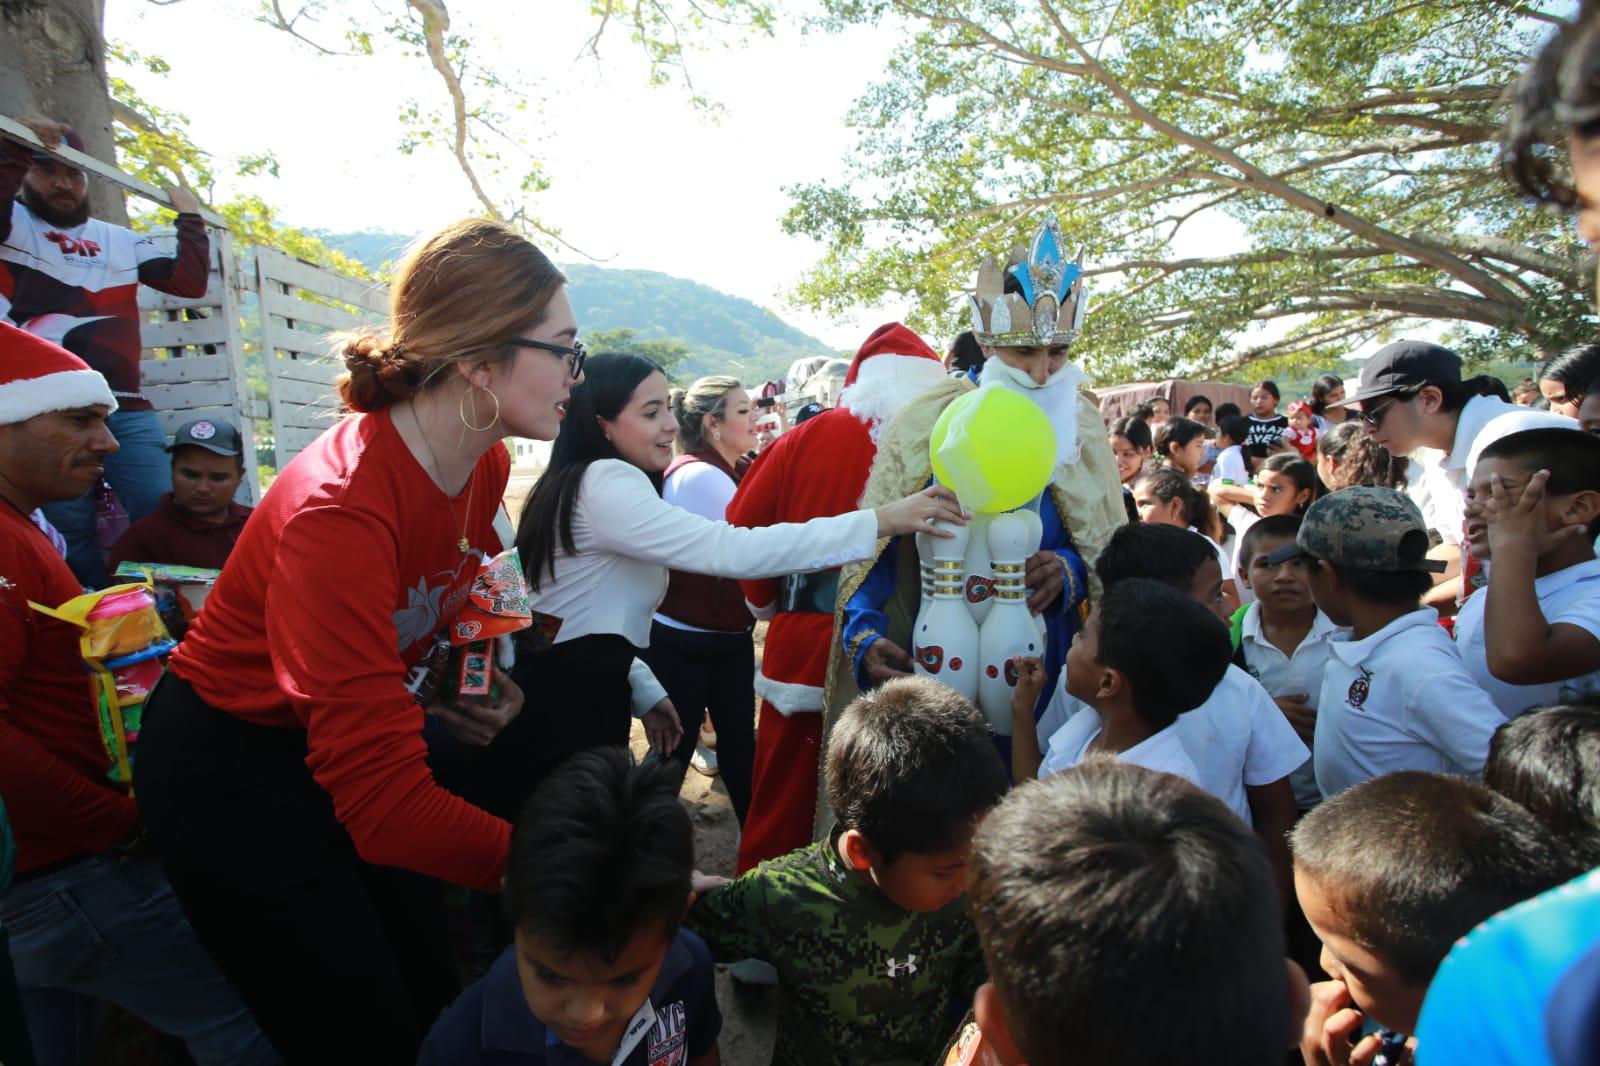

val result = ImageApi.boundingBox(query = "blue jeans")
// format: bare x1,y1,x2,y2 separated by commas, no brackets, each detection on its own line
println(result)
2,852,279,1066
40,408,170,589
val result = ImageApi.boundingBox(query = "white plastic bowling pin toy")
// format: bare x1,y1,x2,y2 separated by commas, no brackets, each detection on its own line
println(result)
912,518,980,702
1014,506,1047,640
977,511,1042,735
911,528,934,651
961,512,996,626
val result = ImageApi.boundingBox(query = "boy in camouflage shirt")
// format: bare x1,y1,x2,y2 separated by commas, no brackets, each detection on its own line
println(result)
687,677,1007,1066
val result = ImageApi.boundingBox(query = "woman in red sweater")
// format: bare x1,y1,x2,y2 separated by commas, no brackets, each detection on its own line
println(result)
133,219,577,1062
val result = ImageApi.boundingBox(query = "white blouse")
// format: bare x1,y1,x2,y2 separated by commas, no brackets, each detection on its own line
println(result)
530,457,877,651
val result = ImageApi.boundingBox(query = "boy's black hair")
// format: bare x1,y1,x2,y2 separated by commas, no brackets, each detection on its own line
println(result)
1486,702,1600,869
1327,561,1435,606
1479,426,1600,502
825,676,1008,864
970,762,1290,1066
1095,579,1232,729
1217,414,1250,447
1290,771,1575,986
1239,514,1303,572
1095,518,1216,593
1214,402,1242,422
1183,393,1213,415
506,747,692,961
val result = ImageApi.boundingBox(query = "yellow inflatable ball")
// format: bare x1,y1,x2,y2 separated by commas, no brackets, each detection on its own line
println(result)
929,387,1057,513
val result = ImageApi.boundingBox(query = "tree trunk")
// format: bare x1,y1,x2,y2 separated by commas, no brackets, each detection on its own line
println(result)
0,0,126,225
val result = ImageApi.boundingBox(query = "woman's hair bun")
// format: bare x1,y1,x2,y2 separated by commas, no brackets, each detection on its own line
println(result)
336,331,424,413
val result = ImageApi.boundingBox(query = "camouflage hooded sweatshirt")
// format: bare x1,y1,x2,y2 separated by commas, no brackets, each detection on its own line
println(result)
686,834,984,1066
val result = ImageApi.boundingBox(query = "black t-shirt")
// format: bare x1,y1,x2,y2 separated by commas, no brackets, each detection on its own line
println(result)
1243,414,1289,449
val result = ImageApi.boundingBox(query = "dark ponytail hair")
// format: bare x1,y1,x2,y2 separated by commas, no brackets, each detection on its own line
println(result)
1108,415,1152,452
517,352,665,589
1436,375,1510,413
1503,10,1600,207
1258,453,1319,514
1136,466,1220,543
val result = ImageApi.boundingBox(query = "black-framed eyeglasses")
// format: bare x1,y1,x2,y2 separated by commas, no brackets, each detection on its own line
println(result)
507,337,586,379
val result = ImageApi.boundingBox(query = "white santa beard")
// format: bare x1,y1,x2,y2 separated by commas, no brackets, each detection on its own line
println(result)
979,356,1084,466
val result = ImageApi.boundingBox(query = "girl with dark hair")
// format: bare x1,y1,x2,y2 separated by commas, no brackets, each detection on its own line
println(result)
1316,421,1407,491
1245,380,1289,448
1132,467,1242,613
480,352,963,825
1108,415,1152,524
1539,343,1600,417
1153,416,1208,480
1308,374,1347,431
1253,454,1318,519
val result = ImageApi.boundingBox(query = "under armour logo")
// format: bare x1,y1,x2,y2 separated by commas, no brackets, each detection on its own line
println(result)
886,955,918,978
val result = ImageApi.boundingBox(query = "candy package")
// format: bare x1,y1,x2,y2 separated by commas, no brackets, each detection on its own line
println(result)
449,549,532,646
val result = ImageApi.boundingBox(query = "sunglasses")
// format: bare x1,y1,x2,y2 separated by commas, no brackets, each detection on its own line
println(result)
1358,393,1412,428
507,337,586,379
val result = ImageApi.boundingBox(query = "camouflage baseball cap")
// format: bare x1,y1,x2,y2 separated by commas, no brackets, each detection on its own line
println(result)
1262,486,1447,573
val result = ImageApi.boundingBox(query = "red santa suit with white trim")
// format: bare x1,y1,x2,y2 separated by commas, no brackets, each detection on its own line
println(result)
727,322,948,872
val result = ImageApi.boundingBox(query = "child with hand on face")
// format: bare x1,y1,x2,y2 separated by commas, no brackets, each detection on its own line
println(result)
1459,427,1600,717
1008,578,1231,787
1291,772,1576,1066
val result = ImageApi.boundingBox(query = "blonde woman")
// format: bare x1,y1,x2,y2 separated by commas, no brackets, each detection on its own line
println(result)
641,376,760,819
134,219,577,1062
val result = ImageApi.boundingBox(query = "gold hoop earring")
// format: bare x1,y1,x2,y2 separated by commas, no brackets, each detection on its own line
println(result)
460,384,500,433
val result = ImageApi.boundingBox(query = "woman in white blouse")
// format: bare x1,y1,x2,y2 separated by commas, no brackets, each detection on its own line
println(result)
472,352,961,822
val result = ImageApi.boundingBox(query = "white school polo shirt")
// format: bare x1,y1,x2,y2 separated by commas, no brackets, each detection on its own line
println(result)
1238,604,1345,809
1454,559,1600,719
1315,608,1505,799
1037,663,1307,825
1037,707,1202,786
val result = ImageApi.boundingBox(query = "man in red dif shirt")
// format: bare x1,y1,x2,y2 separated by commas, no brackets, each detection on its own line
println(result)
0,323,275,1064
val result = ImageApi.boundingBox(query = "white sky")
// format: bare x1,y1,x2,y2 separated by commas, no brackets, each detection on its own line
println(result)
104,0,918,350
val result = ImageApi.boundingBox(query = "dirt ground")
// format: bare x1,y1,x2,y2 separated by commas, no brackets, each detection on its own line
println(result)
627,621,778,1066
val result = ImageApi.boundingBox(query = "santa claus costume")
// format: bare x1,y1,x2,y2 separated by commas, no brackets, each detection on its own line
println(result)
727,323,948,872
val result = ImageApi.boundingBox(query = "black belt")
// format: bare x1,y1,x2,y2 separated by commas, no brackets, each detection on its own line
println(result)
777,571,839,615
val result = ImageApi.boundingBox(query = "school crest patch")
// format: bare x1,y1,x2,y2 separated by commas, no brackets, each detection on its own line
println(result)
1347,665,1374,709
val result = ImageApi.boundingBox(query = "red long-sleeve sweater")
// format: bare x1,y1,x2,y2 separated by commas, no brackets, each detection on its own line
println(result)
0,503,141,874
169,411,512,892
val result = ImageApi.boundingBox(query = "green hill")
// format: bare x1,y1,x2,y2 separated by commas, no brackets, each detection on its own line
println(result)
313,230,839,384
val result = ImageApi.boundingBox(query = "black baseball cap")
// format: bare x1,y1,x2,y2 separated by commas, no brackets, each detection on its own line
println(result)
1335,341,1462,407
167,418,243,457
794,402,827,424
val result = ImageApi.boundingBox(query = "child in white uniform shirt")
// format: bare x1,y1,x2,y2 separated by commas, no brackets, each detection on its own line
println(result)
1033,524,1306,894
1458,428,1600,717
1234,515,1345,813
1010,578,1231,787
1263,487,1505,800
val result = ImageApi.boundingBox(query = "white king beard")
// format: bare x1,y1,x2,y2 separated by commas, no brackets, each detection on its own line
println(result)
978,355,1085,467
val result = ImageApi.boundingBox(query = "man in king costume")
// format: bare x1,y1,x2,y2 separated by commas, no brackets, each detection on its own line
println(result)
826,218,1127,787
727,323,950,873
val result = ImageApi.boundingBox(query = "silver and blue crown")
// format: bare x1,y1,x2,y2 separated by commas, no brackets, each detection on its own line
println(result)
967,216,1088,348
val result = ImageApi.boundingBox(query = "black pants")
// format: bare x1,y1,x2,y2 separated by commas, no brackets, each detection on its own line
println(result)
134,674,459,1065
640,622,756,825
478,634,637,822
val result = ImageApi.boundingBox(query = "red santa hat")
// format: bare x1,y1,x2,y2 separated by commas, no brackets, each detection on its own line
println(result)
0,321,118,425
843,322,941,385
